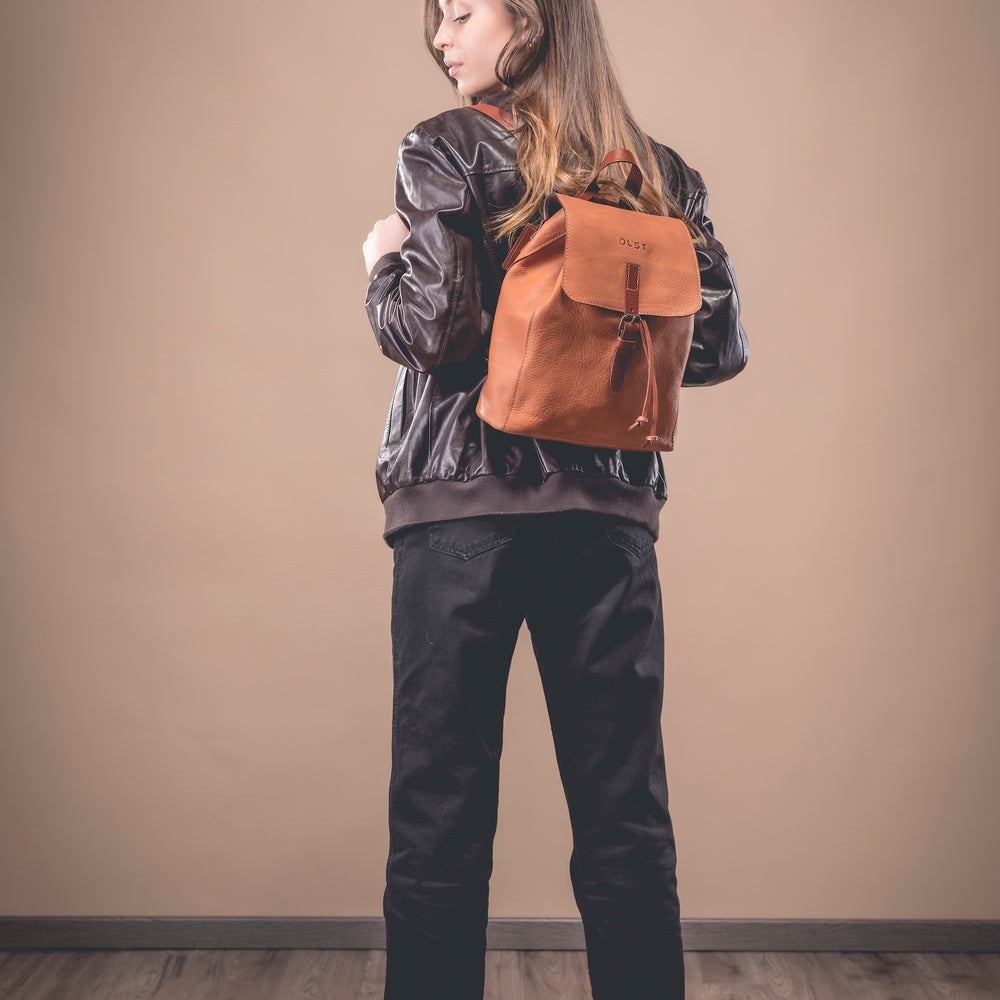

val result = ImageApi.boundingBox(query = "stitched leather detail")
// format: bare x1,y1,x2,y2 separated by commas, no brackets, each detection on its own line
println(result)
625,261,640,315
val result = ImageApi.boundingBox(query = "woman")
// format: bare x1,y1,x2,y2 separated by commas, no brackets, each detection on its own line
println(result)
362,2,747,997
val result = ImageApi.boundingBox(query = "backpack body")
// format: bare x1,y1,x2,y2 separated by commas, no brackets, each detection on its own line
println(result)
477,190,702,451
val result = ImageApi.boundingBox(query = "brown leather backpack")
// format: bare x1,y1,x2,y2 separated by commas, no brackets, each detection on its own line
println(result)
472,103,702,451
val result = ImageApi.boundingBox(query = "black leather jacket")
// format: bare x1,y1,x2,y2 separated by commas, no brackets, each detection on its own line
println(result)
365,99,748,540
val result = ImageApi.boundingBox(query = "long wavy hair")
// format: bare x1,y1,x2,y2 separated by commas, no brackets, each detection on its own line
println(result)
422,0,694,241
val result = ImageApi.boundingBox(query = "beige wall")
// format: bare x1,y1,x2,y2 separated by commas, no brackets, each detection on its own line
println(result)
1,0,997,920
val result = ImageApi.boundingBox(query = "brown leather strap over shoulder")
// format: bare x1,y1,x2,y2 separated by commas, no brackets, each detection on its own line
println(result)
502,223,538,271
470,103,515,131
584,149,643,199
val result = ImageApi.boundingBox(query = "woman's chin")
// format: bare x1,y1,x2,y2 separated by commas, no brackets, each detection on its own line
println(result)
457,79,502,100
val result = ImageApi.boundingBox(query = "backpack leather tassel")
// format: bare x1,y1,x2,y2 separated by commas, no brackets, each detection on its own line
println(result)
617,262,666,449
626,315,666,448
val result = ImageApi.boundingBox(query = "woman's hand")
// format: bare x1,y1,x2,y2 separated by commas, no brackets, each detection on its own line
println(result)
363,212,409,276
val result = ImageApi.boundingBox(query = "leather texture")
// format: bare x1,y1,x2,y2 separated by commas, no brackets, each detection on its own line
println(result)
477,190,702,450
586,149,643,199
364,97,748,509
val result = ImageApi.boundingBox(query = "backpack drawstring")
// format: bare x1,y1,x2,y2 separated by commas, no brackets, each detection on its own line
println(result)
624,316,666,448
615,262,667,449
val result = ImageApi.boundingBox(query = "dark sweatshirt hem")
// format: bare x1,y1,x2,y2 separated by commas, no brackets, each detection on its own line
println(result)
381,471,665,544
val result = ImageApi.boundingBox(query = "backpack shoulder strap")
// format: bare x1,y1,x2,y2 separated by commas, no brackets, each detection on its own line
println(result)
583,150,644,199
470,103,515,131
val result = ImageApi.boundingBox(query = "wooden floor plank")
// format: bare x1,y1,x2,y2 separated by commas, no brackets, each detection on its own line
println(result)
747,951,821,999
931,983,1000,1000
687,989,775,1000
519,950,593,1000
31,951,112,1000
917,951,1000,986
356,949,386,1000
148,950,293,1000
84,951,169,1000
793,953,859,1000
808,952,944,1000
836,951,933,987
0,953,41,999
271,949,365,1000
147,951,225,1000
484,949,525,1000
692,951,759,985
0,952,73,1000
0,949,998,999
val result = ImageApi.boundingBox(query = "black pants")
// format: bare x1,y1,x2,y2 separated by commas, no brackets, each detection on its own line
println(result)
383,512,684,1000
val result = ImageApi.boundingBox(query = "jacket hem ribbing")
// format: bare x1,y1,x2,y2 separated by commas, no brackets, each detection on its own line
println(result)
381,470,665,544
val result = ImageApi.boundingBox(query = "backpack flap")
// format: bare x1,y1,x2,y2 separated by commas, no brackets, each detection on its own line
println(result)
557,194,702,318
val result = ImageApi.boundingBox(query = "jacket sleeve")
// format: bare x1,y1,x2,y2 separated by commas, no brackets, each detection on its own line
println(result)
659,147,749,386
364,125,488,372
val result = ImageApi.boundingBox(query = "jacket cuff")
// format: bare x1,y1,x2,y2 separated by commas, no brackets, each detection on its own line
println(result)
368,251,404,283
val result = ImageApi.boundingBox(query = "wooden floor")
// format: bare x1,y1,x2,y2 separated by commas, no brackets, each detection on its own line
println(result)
1,949,999,999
